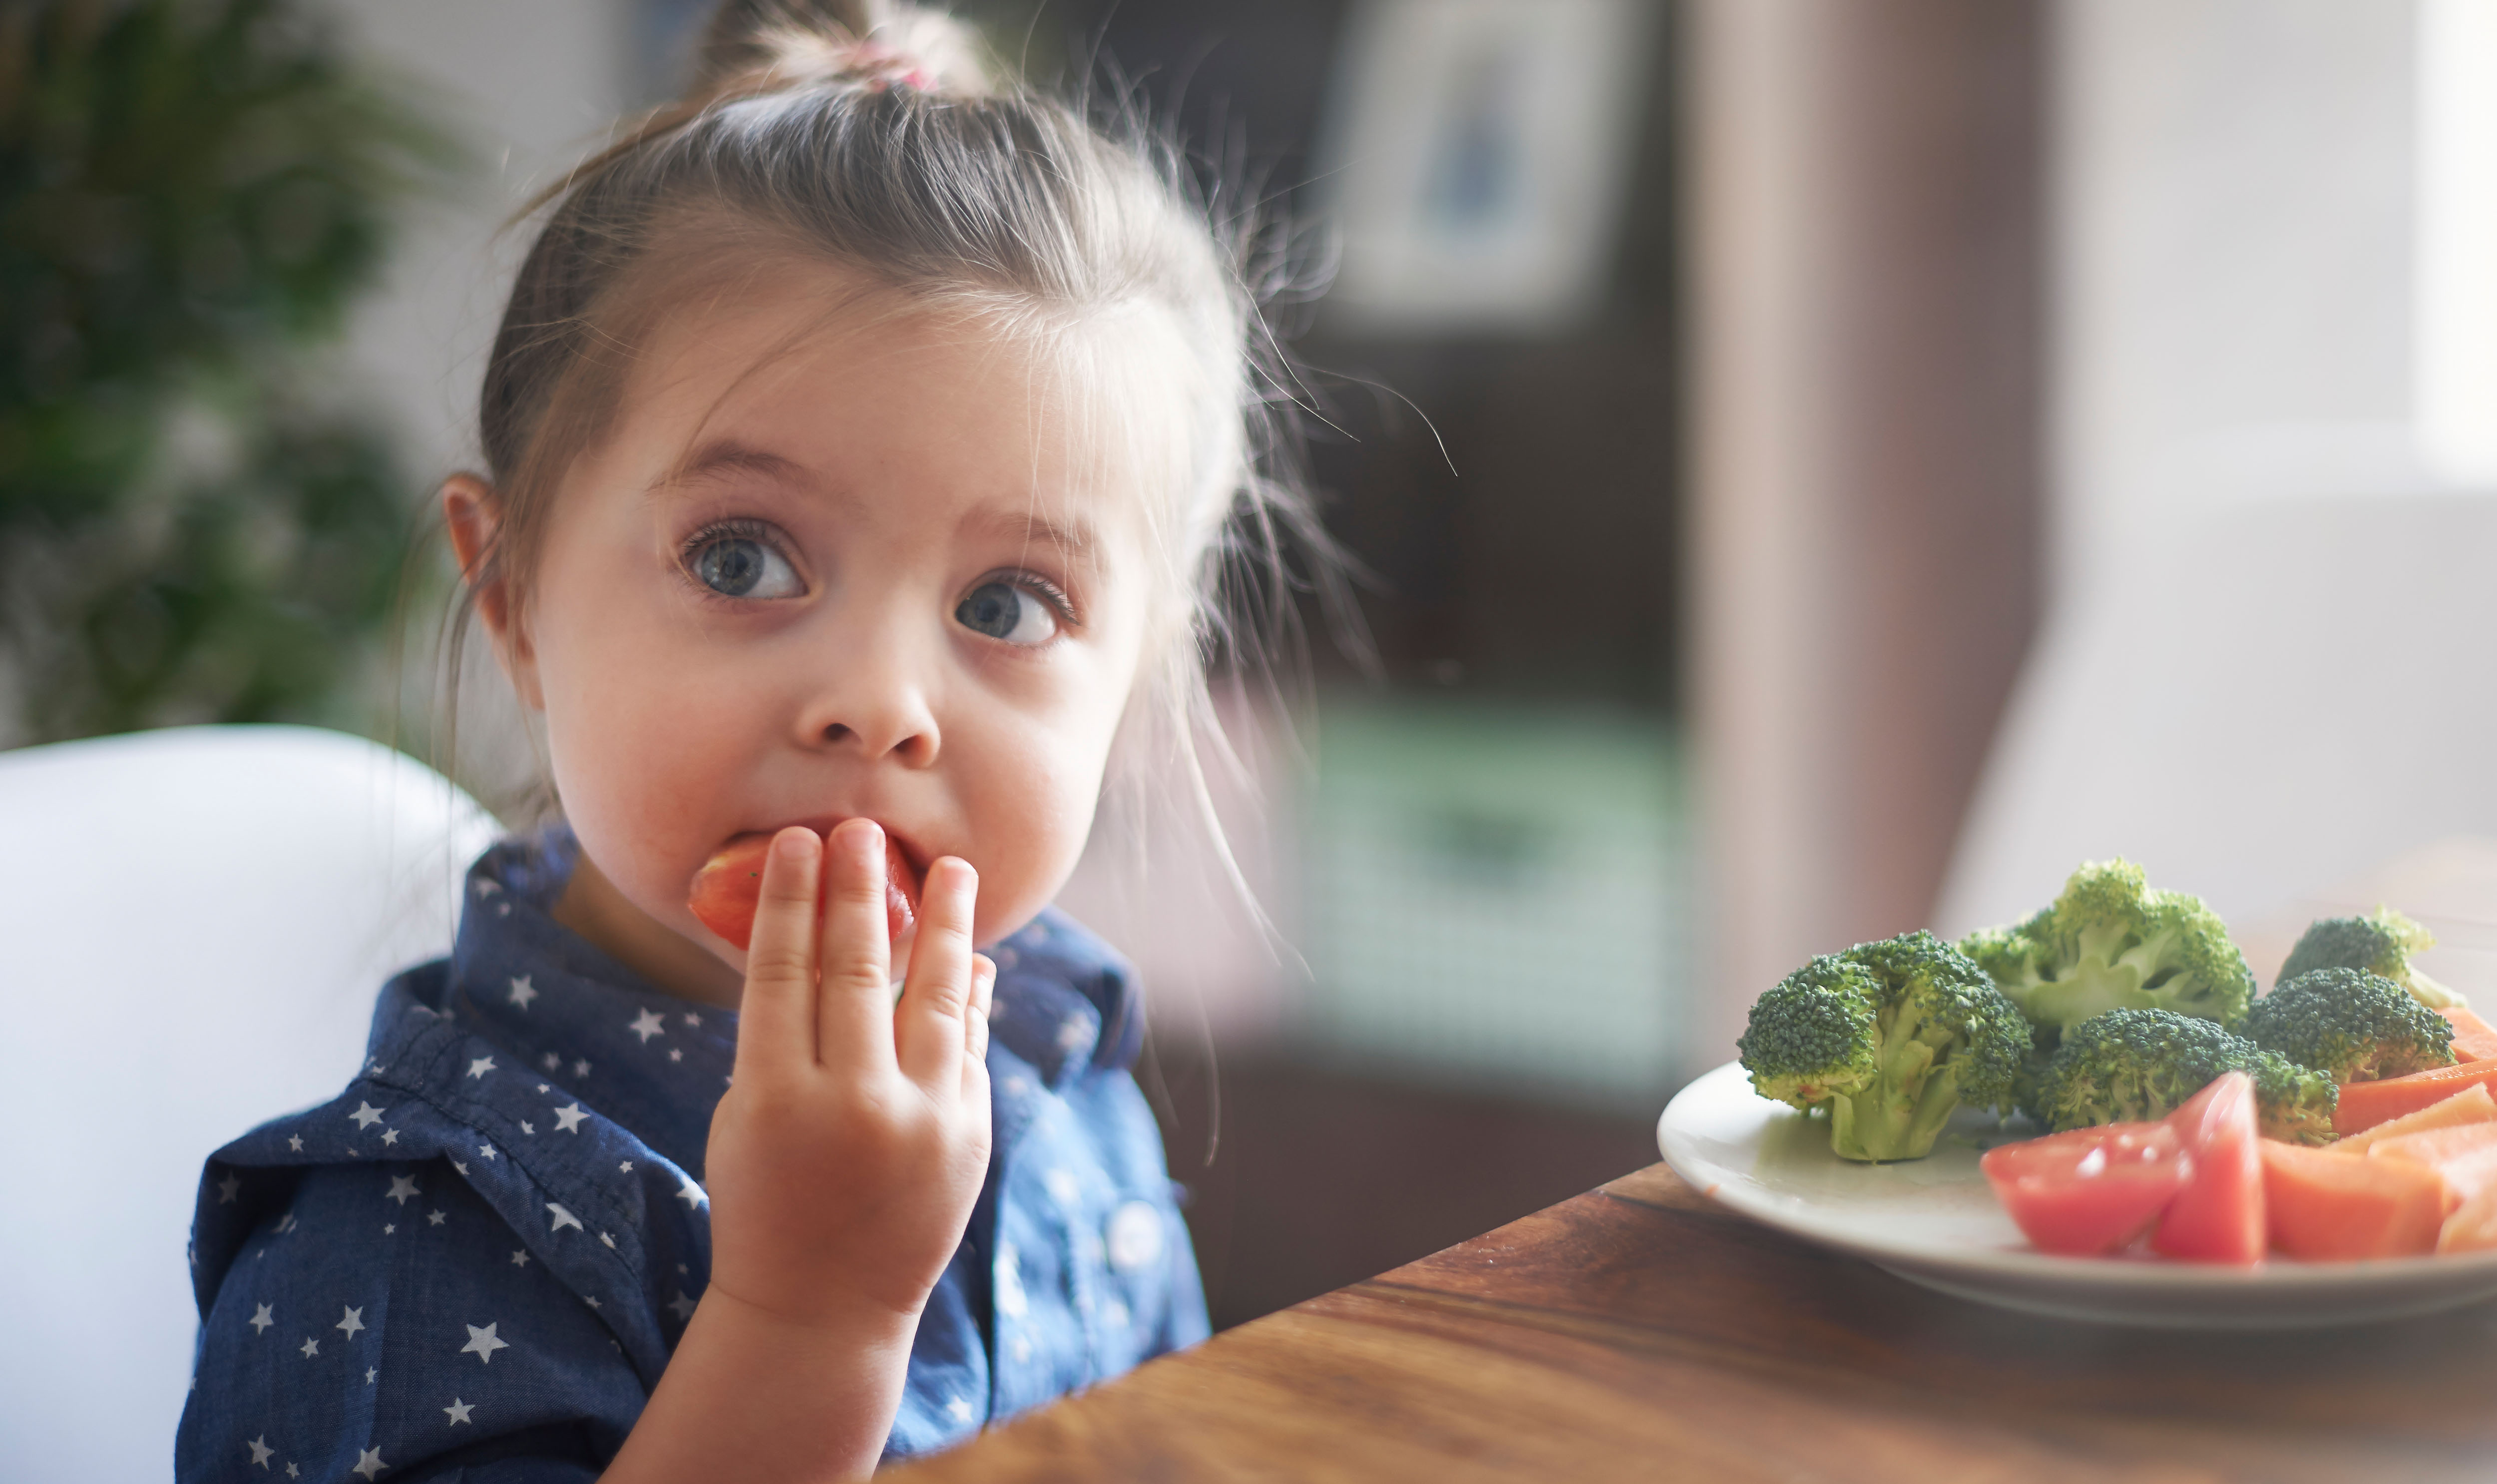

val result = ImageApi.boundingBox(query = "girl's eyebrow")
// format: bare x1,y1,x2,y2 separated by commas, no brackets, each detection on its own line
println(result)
650,438,818,495
972,506,1096,559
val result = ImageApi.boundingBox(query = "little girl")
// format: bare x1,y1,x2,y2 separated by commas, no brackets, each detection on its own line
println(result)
177,1,1305,1476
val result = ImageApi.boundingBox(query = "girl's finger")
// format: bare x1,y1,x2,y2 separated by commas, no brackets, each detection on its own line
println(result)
895,858,978,1089
815,818,899,1075
733,826,823,1079
962,952,995,1081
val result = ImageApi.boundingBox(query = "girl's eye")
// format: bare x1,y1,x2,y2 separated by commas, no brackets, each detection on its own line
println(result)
689,533,801,600
955,581,1060,646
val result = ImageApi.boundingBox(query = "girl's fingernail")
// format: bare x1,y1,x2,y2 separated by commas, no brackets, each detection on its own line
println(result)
775,828,815,861
847,820,884,865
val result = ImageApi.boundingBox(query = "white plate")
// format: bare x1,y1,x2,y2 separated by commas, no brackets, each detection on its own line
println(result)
1657,1061,2497,1328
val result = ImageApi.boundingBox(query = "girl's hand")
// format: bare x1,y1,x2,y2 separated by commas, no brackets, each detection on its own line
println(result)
702,820,995,1327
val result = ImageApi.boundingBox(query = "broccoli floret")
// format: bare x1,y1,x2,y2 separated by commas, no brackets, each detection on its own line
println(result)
1959,859,2255,1037
2279,908,2467,1010
2030,1007,2337,1145
2245,967,2457,1083
1737,930,2031,1162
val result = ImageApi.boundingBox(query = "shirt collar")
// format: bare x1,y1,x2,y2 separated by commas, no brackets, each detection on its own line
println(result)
443,827,734,1178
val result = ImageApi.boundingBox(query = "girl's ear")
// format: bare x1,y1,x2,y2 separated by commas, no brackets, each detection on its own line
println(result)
441,473,545,711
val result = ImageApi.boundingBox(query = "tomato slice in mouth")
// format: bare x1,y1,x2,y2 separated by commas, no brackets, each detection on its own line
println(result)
686,826,922,950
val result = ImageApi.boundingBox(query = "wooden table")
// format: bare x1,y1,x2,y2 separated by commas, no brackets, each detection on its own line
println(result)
891,1162,2497,1482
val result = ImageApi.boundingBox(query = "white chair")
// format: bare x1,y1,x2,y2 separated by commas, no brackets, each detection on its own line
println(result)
0,726,499,1484
1937,487,2497,943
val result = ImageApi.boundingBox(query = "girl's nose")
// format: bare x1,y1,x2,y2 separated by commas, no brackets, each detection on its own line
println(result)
792,635,942,767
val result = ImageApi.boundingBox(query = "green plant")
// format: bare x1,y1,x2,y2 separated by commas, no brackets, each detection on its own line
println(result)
0,0,459,742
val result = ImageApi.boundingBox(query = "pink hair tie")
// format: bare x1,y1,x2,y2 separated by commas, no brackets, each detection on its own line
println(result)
841,40,936,94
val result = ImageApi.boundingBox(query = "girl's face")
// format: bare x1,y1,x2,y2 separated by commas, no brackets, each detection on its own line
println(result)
459,262,1170,1003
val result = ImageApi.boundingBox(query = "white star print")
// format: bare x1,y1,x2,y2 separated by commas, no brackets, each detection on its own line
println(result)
350,1102,385,1129
599,1231,616,1248
287,1465,299,1479
444,1397,474,1425
383,1224,395,1235
460,1322,508,1364
452,1161,468,1176
536,1083,550,1094
585,1296,601,1309
300,1337,319,1358
618,1160,633,1173
428,1209,446,1226
675,1175,706,1208
995,1243,1027,1317
366,1367,377,1384
249,1303,274,1334
519,1121,535,1135
336,1306,365,1340
507,975,536,1009
947,1396,974,1424
1057,1017,1091,1052
542,1052,560,1071
573,1058,591,1077
547,1202,583,1234
667,1048,683,1062
628,1008,666,1043
351,1445,387,1480
247,1434,275,1468
666,1291,697,1322
553,1103,587,1133
478,1144,496,1160
510,1250,529,1267
386,1175,420,1206
217,1173,241,1203
683,1011,702,1027
467,1056,495,1080
273,1213,296,1234
380,1129,400,1146
474,878,501,897
287,1135,303,1152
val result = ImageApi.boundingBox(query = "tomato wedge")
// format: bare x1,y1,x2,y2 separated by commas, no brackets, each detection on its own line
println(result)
686,827,920,950
1982,1121,2194,1255
2150,1071,2264,1264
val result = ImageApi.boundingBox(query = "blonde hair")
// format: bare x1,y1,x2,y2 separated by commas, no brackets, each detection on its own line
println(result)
447,0,1345,897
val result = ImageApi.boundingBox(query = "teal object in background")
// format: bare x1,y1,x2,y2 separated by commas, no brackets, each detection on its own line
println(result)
1299,701,1692,1109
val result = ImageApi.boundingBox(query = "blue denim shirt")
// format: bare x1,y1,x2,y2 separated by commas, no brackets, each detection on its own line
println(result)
176,831,1206,1481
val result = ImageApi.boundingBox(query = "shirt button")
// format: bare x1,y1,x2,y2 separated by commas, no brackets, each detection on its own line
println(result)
1106,1200,1163,1273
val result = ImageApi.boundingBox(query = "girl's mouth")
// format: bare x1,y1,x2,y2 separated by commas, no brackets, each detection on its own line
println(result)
686,822,923,950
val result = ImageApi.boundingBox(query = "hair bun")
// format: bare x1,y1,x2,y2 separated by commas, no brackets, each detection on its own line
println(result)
697,0,992,98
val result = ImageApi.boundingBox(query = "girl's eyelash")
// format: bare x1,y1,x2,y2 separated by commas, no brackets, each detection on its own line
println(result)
990,569,1080,626
677,516,787,570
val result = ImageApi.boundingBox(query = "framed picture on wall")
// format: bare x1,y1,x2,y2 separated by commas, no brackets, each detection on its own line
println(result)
1312,0,1658,337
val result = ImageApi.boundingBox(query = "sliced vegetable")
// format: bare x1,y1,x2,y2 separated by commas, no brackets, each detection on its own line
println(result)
2259,1140,2445,1260
2440,1184,2497,1253
2438,1006,2497,1064
2150,1071,2264,1264
2366,1128,2497,1216
2330,1083,2497,1155
687,827,919,950
1981,1122,2192,1255
2365,1120,2497,1170
2333,1061,2497,1135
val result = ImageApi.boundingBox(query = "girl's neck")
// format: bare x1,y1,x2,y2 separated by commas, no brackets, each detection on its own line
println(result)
552,849,746,1010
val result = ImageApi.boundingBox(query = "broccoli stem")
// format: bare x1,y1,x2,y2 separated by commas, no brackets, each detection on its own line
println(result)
1829,1000,1965,1161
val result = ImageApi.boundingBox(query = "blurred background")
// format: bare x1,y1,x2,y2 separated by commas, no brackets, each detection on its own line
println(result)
11,0,2497,1339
